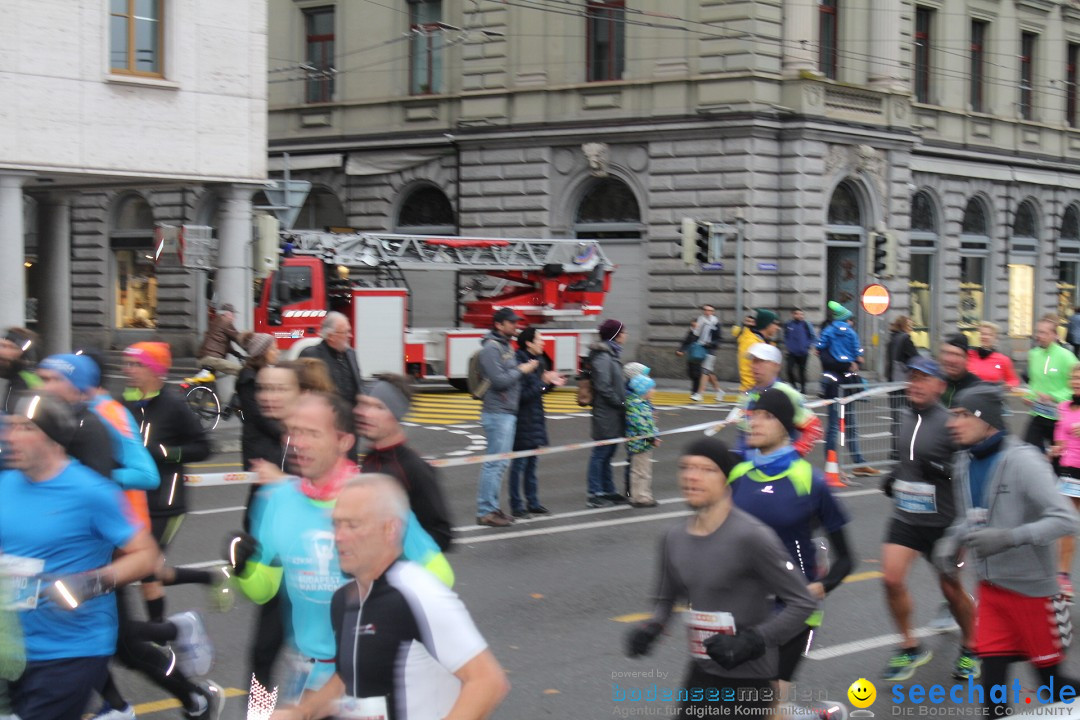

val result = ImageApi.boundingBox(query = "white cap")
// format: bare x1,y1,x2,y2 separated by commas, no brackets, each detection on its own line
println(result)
747,343,782,364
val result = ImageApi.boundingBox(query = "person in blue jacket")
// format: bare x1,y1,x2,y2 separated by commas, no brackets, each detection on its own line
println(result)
783,308,816,394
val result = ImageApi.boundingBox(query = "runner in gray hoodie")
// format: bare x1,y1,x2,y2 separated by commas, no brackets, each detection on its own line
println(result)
937,384,1079,718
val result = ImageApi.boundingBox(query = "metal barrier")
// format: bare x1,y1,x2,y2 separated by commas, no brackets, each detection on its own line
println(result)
826,382,906,476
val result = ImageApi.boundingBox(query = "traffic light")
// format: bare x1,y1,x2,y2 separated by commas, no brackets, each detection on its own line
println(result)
871,231,896,277
680,218,722,265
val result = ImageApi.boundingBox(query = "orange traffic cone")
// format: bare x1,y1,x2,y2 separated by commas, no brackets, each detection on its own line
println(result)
824,449,845,488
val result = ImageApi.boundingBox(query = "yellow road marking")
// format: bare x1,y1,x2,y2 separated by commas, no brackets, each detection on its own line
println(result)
132,687,246,715
610,572,884,623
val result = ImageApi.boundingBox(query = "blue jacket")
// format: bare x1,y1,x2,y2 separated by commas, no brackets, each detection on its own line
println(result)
513,348,550,451
784,320,816,356
816,321,863,369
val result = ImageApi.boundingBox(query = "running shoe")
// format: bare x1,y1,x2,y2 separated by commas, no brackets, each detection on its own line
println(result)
953,647,981,680
1060,573,1075,604
851,465,882,477
186,680,223,720
169,611,214,677
93,704,137,719
881,646,933,681
586,495,614,508
690,393,703,402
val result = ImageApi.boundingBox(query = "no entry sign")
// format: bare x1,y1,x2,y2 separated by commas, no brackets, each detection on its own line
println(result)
861,284,890,316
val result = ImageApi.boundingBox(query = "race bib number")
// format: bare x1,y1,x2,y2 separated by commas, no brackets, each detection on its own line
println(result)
0,555,44,610
966,507,989,528
1060,476,1080,498
687,609,736,660
894,480,937,514
336,695,389,720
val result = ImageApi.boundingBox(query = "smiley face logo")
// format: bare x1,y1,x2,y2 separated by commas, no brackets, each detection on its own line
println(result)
848,678,876,708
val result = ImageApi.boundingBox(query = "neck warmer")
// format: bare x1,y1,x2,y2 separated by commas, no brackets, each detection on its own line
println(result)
300,458,357,501
977,347,994,360
751,445,801,475
970,430,1007,459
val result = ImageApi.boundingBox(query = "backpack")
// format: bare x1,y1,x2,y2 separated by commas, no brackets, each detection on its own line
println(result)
576,354,593,407
467,339,513,400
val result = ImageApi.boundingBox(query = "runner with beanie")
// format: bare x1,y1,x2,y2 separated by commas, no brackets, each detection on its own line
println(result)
625,436,817,717
37,354,116,479
938,333,983,408
938,384,1079,718
726,389,853,690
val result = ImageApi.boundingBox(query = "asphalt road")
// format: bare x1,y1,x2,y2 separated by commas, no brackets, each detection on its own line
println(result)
107,391,1080,719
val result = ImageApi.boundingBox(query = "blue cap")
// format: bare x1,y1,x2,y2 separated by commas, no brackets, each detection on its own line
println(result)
40,353,100,393
906,355,944,380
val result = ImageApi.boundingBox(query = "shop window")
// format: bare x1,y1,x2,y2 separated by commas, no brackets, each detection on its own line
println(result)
1059,205,1080,328
1008,199,1039,337
958,197,991,342
909,191,937,348
111,195,157,329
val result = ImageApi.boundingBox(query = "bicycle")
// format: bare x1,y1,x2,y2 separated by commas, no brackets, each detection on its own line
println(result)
180,370,235,432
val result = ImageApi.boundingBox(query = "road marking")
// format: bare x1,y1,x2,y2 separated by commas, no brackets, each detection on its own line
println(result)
460,510,694,544
188,462,244,469
842,570,884,583
805,625,946,661
133,687,247,715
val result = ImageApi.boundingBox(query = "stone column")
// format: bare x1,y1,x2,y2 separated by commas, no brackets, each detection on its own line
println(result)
217,185,254,327
868,0,903,91
0,173,31,330
782,0,819,77
37,193,73,355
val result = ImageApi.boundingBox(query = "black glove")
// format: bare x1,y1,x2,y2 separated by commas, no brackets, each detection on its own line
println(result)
625,621,663,658
40,570,113,610
225,531,258,575
882,475,896,498
704,628,766,670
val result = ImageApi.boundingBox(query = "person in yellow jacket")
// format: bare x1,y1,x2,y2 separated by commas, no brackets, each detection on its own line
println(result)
736,309,780,391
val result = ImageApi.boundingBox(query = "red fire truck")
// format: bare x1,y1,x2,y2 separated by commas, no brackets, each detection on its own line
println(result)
253,231,614,388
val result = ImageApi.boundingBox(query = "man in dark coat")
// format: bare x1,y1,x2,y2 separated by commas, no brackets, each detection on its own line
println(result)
586,319,629,508
299,311,363,406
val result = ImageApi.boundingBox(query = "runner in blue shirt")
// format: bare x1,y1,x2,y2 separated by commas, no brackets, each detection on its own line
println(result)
726,388,854,689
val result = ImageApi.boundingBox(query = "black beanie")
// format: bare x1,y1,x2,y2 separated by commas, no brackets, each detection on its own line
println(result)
749,387,797,436
943,333,970,354
12,392,77,448
682,437,740,477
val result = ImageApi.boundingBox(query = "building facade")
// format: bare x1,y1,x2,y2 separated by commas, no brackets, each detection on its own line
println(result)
267,0,1080,377
1,0,267,355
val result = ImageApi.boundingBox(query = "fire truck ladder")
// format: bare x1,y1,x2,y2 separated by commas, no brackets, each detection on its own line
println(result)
285,231,612,274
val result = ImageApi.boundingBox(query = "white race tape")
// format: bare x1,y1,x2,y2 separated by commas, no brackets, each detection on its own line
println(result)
182,382,908,485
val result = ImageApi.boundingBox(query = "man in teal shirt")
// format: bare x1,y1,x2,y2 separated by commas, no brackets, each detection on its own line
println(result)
1026,315,1078,463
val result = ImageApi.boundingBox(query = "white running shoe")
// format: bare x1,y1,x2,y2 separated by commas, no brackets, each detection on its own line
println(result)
94,705,137,719
169,610,214,677
690,393,703,402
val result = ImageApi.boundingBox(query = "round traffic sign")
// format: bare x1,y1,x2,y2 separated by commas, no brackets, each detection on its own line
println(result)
861,284,890,316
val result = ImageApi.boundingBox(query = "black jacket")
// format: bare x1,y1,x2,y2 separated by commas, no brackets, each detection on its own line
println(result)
887,331,919,382
299,341,362,404
236,367,287,470
68,404,116,480
513,348,551,451
360,442,453,551
943,371,983,408
123,384,211,517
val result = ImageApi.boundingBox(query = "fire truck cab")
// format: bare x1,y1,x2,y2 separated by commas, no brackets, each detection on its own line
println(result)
254,232,614,387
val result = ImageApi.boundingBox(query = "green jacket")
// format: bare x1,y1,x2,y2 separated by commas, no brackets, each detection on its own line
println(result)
1027,342,1078,418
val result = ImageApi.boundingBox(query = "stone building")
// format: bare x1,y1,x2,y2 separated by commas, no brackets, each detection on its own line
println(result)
266,0,1080,378
1,0,267,355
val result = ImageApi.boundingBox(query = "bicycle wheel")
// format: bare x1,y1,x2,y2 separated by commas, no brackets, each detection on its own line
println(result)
186,385,221,432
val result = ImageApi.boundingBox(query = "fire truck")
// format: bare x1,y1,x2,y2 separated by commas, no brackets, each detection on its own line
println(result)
253,231,614,389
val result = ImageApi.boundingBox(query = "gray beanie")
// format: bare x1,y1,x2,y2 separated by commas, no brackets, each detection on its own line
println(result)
953,384,1007,431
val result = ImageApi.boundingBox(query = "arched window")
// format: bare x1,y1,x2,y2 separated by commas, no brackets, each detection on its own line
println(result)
908,191,938,348
573,177,643,239
1008,199,1039,337
958,197,991,339
1060,205,1080,326
110,194,157,329
824,180,865,316
295,188,348,230
396,185,456,235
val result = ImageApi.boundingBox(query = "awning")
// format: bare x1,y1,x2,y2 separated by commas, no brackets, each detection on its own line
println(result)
345,148,452,176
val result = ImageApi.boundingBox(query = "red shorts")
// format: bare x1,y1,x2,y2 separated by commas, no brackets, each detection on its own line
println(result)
975,581,1072,666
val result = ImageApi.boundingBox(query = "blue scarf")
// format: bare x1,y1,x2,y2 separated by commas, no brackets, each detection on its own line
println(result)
750,445,801,475
967,431,1006,509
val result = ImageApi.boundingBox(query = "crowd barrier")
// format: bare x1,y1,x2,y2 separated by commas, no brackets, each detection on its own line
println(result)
184,381,909,488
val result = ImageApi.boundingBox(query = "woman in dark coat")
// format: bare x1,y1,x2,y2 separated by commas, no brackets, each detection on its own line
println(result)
508,327,555,518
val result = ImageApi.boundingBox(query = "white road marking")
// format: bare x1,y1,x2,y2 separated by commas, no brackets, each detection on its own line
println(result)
806,625,946,660
460,510,694,544
189,506,246,515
